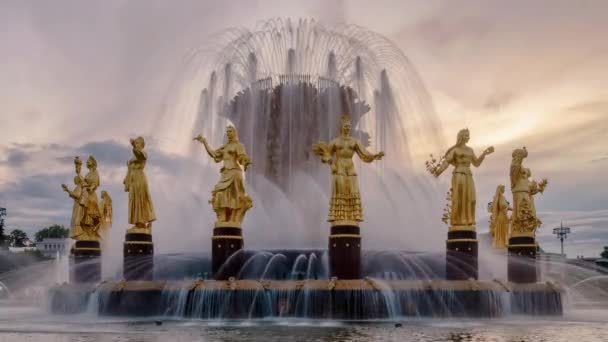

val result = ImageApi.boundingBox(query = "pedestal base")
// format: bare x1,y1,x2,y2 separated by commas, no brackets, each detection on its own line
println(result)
329,225,361,279
212,226,244,280
446,230,478,280
508,236,537,283
70,240,101,283
123,232,154,280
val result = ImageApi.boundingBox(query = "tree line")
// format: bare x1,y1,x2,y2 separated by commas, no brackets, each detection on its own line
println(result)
1,224,69,248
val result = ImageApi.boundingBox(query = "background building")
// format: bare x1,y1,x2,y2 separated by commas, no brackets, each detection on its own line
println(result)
38,238,70,258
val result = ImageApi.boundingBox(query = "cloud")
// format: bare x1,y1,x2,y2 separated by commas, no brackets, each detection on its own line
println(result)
1,0,607,255
0,138,201,237
76,140,131,166
0,148,29,167
591,154,608,163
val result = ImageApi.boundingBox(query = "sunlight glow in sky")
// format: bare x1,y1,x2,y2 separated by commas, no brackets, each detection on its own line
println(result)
0,0,607,257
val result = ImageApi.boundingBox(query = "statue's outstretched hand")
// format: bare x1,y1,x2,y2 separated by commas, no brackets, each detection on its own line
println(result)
375,151,385,160
193,134,206,144
484,146,495,155
61,184,68,192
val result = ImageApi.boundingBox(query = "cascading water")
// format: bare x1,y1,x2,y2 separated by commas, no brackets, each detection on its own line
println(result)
155,18,445,251
40,18,602,322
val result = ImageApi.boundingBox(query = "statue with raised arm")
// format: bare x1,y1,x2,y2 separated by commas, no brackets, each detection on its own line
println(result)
78,155,102,240
124,136,156,233
427,128,494,230
194,126,253,227
489,185,511,249
510,148,548,237
312,114,384,226
61,157,86,240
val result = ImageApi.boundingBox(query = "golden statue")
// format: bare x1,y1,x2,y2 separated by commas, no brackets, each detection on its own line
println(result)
194,126,253,228
78,155,102,241
489,185,511,249
98,190,112,242
61,157,86,240
510,147,548,237
124,137,156,233
312,115,384,226
427,129,494,230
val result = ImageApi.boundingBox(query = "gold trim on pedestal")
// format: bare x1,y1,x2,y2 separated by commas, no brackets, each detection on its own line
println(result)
214,222,242,229
446,238,478,243
72,247,102,251
212,235,244,240
448,225,476,232
127,227,152,235
124,241,154,245
509,232,536,239
329,234,361,239
507,243,538,248
331,220,360,227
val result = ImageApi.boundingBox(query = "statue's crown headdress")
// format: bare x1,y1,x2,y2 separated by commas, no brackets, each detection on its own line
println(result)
74,156,82,166
134,136,145,147
87,155,97,167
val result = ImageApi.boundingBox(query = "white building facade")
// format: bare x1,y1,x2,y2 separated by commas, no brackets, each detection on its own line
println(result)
38,238,71,258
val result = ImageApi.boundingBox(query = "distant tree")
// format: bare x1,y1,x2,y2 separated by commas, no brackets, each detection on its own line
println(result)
601,246,608,259
0,207,7,248
8,229,28,247
34,224,69,242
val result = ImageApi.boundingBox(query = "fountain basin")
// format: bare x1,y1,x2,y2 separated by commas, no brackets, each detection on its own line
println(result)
48,279,563,318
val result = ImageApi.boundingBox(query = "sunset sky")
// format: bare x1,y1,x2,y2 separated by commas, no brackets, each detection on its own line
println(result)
1,0,607,257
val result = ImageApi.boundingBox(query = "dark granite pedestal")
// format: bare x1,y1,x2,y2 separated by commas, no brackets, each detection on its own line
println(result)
446,229,478,280
124,231,154,280
508,235,537,283
212,226,244,280
70,240,101,283
329,225,361,279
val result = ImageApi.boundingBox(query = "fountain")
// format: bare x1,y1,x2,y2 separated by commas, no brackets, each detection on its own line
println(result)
42,18,568,319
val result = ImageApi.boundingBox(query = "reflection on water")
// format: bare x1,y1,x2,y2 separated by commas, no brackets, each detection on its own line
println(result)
0,304,607,342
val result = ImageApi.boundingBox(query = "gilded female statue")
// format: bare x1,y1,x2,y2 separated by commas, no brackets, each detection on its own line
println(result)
61,157,85,239
98,190,112,241
510,153,548,237
312,115,384,226
430,129,494,230
79,155,102,240
510,147,528,191
124,136,156,232
489,185,511,249
194,126,252,227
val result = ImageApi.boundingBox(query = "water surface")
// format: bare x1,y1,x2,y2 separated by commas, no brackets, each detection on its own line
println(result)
0,302,606,342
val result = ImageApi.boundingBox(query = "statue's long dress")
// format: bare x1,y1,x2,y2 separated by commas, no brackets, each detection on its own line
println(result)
69,178,85,239
511,177,537,224
126,150,156,225
446,147,480,227
491,195,510,249
80,170,101,238
511,175,543,236
327,137,376,224
211,142,249,212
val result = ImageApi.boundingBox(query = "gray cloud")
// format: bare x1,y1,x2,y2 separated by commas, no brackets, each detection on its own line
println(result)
0,138,198,237
1,0,607,254
77,140,131,167
591,154,608,163
0,148,29,167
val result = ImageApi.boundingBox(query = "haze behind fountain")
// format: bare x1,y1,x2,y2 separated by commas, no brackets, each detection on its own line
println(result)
151,18,445,253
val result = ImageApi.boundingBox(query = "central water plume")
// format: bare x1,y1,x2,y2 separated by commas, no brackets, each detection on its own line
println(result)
156,18,445,250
